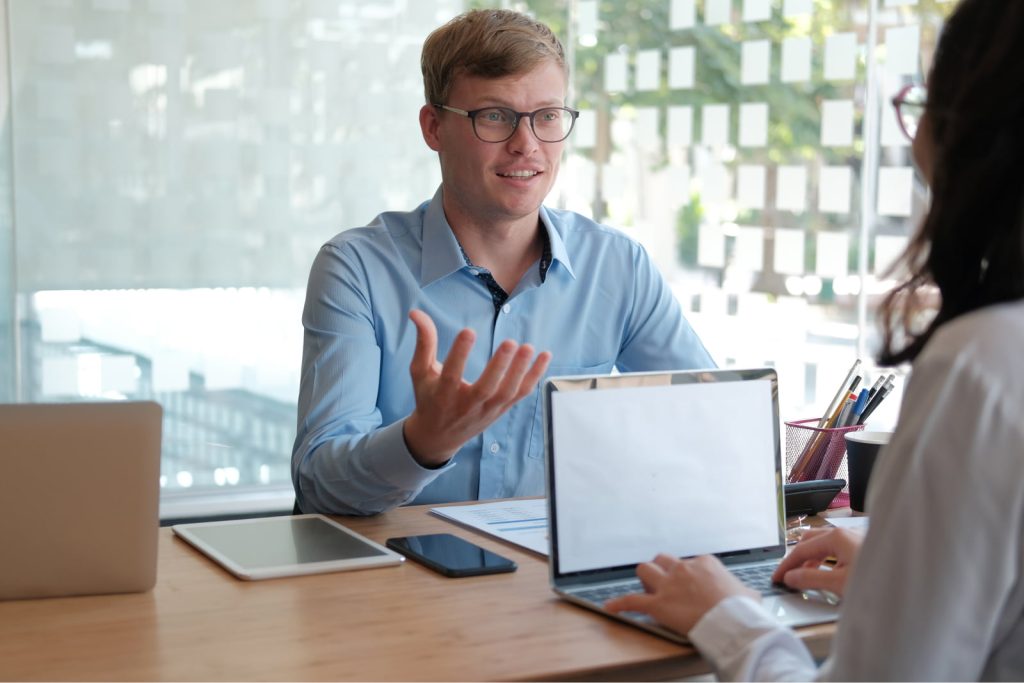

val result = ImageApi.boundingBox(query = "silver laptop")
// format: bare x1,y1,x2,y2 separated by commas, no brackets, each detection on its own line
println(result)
544,368,839,643
0,401,162,600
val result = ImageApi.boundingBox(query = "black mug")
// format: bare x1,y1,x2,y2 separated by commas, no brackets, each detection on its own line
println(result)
844,431,892,512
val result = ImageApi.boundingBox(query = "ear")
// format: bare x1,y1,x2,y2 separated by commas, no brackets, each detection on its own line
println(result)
419,104,442,152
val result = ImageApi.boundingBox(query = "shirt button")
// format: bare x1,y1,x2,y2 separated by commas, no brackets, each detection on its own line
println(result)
489,442,500,454
501,303,511,314
469,268,479,276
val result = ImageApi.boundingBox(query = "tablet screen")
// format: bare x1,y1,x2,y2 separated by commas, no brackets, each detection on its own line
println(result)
173,515,402,579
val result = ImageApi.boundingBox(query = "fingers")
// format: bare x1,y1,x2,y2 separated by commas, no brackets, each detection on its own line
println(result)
439,328,477,387
773,529,849,582
778,566,846,595
478,346,550,413
517,351,552,399
605,591,658,615
636,559,669,593
473,340,519,396
408,310,439,379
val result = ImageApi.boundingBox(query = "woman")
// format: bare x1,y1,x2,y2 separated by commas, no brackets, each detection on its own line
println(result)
607,1,1024,679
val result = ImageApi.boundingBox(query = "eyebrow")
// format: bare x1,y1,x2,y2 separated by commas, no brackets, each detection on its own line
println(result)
472,97,566,110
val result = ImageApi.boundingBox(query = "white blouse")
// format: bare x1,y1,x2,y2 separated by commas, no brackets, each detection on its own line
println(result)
689,300,1024,681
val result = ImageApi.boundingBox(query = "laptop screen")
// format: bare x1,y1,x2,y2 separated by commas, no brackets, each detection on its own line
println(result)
545,369,784,577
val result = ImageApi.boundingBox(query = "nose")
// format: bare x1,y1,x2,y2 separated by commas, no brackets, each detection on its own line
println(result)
505,116,540,155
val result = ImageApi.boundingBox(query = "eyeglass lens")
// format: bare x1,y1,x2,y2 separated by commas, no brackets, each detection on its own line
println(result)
896,85,926,139
473,107,575,143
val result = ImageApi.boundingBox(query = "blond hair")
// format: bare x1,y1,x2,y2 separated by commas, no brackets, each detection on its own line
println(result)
421,9,567,105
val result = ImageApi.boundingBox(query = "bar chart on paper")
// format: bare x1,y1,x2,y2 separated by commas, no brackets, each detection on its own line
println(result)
430,499,549,556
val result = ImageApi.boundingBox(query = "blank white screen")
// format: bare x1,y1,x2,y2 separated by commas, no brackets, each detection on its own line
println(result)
552,379,780,574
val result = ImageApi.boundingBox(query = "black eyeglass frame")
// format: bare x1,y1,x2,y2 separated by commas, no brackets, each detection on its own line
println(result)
891,83,927,142
433,103,580,143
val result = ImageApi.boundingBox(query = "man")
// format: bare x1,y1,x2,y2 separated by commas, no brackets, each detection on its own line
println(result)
292,9,714,515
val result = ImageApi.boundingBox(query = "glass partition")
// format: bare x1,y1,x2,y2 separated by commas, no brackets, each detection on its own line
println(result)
0,0,955,517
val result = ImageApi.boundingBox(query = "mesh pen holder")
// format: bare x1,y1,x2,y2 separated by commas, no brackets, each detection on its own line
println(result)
785,418,865,509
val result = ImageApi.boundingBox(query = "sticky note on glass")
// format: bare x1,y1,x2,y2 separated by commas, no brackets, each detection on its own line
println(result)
880,98,910,147
885,25,920,76
702,104,731,147
821,99,855,147
739,102,768,147
824,32,857,81
773,228,806,275
877,167,914,217
737,165,766,209
819,166,852,214
35,24,76,64
776,166,808,212
635,107,659,148
574,109,596,148
578,0,599,41
668,106,693,147
815,232,850,278
874,235,908,276
605,53,628,92
743,0,771,22
671,0,696,29
700,162,732,203
635,49,660,91
741,40,771,85
665,164,692,205
781,36,812,83
783,0,813,16
704,0,731,26
150,0,187,13
669,46,695,89
602,163,626,201
735,226,765,271
698,223,726,267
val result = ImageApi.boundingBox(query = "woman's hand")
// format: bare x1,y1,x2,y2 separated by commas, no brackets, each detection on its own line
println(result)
605,554,759,635
772,527,864,598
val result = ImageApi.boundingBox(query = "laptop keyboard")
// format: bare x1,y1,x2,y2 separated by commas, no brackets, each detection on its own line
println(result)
730,564,796,597
575,563,795,605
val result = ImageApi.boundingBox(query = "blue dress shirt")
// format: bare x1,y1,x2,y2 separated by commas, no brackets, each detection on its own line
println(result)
292,187,715,515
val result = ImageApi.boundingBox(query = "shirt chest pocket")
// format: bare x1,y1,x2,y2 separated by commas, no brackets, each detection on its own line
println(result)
525,361,617,459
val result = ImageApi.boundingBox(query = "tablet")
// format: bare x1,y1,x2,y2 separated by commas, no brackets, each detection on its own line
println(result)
172,514,404,580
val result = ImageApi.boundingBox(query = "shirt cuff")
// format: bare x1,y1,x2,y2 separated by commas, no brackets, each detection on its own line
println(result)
689,595,781,663
366,418,456,492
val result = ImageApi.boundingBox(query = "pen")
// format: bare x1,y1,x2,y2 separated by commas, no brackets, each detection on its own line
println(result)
835,393,856,428
846,388,870,427
818,359,861,428
857,379,894,425
865,375,886,403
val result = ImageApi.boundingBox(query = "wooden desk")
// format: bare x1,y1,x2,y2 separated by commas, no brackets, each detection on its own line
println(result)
0,503,836,681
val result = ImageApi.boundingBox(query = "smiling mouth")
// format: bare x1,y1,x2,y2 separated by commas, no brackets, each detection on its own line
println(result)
497,170,541,178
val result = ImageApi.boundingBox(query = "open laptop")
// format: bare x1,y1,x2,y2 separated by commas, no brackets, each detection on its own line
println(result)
544,368,839,643
0,401,162,600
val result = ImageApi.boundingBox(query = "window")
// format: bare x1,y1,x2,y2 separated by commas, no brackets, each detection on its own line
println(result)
0,0,953,517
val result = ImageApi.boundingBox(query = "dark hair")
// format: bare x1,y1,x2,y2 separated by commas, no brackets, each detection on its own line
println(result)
420,9,567,106
878,0,1024,365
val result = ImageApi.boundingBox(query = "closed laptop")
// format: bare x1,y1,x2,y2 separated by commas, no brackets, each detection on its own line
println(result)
0,401,162,600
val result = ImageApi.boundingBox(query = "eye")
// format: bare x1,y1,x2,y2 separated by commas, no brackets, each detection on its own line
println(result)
540,109,561,122
481,108,512,123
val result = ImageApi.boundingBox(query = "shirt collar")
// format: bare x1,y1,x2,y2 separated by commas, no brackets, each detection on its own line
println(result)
420,187,468,287
418,185,577,287
539,205,576,280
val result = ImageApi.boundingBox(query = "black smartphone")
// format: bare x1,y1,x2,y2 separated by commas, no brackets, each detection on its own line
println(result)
385,533,517,578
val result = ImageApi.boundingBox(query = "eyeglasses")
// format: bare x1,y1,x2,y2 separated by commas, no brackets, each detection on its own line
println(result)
891,83,927,141
433,104,580,143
